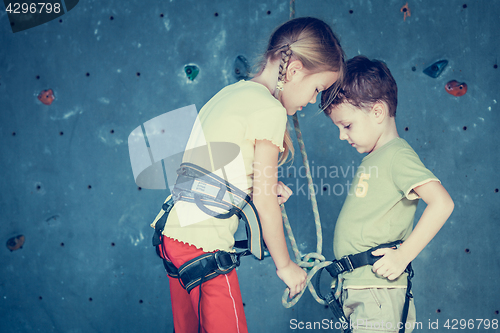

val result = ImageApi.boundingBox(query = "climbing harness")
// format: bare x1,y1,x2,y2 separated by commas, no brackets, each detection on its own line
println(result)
312,241,414,333
151,162,268,290
280,112,414,333
152,162,266,257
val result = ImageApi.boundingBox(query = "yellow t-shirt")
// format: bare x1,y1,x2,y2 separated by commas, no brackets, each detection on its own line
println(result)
158,80,287,252
333,138,439,288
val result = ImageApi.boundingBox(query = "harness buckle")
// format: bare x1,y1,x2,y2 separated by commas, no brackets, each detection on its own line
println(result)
214,251,238,272
339,255,354,272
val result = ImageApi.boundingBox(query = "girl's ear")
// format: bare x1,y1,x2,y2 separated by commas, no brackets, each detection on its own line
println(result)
286,60,304,81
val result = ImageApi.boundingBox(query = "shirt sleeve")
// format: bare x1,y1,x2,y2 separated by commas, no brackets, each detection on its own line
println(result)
244,106,287,152
391,147,440,200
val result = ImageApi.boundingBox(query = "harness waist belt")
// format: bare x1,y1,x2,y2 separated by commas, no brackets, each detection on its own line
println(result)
161,250,246,293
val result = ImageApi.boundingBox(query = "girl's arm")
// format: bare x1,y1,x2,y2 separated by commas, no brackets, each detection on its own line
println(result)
372,180,454,280
253,139,307,297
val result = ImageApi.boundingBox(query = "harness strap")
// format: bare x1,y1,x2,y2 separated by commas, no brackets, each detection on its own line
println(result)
152,196,174,247
325,292,351,332
399,263,414,333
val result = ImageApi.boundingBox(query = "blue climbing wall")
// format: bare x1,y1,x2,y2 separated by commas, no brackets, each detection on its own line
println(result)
1,1,499,332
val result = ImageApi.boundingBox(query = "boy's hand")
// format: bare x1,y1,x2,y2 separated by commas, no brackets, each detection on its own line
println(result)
277,181,293,205
276,261,307,298
371,248,411,281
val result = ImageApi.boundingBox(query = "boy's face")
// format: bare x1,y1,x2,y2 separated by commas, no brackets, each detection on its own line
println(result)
328,102,381,154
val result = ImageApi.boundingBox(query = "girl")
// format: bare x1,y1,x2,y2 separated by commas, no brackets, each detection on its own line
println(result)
155,17,345,333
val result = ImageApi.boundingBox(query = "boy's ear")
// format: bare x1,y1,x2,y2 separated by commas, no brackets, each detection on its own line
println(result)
371,102,387,124
286,60,304,81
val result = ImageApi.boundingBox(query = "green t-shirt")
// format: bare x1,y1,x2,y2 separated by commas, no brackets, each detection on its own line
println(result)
333,138,439,288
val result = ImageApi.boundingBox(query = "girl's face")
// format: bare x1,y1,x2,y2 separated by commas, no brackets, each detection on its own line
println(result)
328,103,381,154
281,68,339,116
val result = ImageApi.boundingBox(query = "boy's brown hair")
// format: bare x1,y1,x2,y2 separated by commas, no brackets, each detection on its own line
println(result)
322,55,398,117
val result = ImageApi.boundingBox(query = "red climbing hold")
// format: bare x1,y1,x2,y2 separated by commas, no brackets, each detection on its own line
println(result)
6,235,25,251
38,89,55,105
445,80,467,97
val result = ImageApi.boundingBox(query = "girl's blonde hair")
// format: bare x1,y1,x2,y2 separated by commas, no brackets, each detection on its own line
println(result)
257,17,345,165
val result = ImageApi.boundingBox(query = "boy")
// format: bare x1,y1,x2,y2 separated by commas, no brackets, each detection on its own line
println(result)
324,56,454,332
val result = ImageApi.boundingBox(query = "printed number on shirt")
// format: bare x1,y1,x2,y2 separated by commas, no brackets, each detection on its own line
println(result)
355,173,370,198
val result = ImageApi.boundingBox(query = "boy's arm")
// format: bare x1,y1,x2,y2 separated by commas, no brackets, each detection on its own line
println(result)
372,180,454,280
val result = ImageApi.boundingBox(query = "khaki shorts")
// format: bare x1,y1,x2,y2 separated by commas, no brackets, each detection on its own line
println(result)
341,288,417,333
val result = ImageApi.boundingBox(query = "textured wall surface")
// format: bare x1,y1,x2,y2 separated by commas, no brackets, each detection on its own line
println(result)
1,1,499,332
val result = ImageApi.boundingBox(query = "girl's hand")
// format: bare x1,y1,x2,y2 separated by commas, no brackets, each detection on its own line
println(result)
277,181,293,205
371,248,411,281
276,261,307,298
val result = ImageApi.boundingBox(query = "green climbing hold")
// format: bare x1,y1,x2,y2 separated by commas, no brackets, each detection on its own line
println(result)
184,65,199,81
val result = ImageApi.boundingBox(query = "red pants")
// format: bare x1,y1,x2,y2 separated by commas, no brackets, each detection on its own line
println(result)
161,236,248,333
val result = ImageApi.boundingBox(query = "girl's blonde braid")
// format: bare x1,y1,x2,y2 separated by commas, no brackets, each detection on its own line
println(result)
276,44,292,92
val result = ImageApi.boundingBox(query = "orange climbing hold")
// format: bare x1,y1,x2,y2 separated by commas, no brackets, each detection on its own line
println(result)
6,235,25,251
38,89,55,105
401,2,411,21
445,80,467,97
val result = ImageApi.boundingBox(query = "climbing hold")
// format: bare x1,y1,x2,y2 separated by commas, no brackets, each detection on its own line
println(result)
423,60,448,78
400,2,411,21
445,80,467,97
6,235,25,251
184,65,199,81
37,89,55,105
233,55,250,81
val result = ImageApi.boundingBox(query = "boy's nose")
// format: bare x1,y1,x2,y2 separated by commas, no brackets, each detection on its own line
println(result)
339,131,348,141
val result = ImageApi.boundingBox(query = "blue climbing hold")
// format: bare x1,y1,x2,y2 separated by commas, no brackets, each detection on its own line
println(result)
423,60,448,78
184,65,199,81
233,55,250,81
